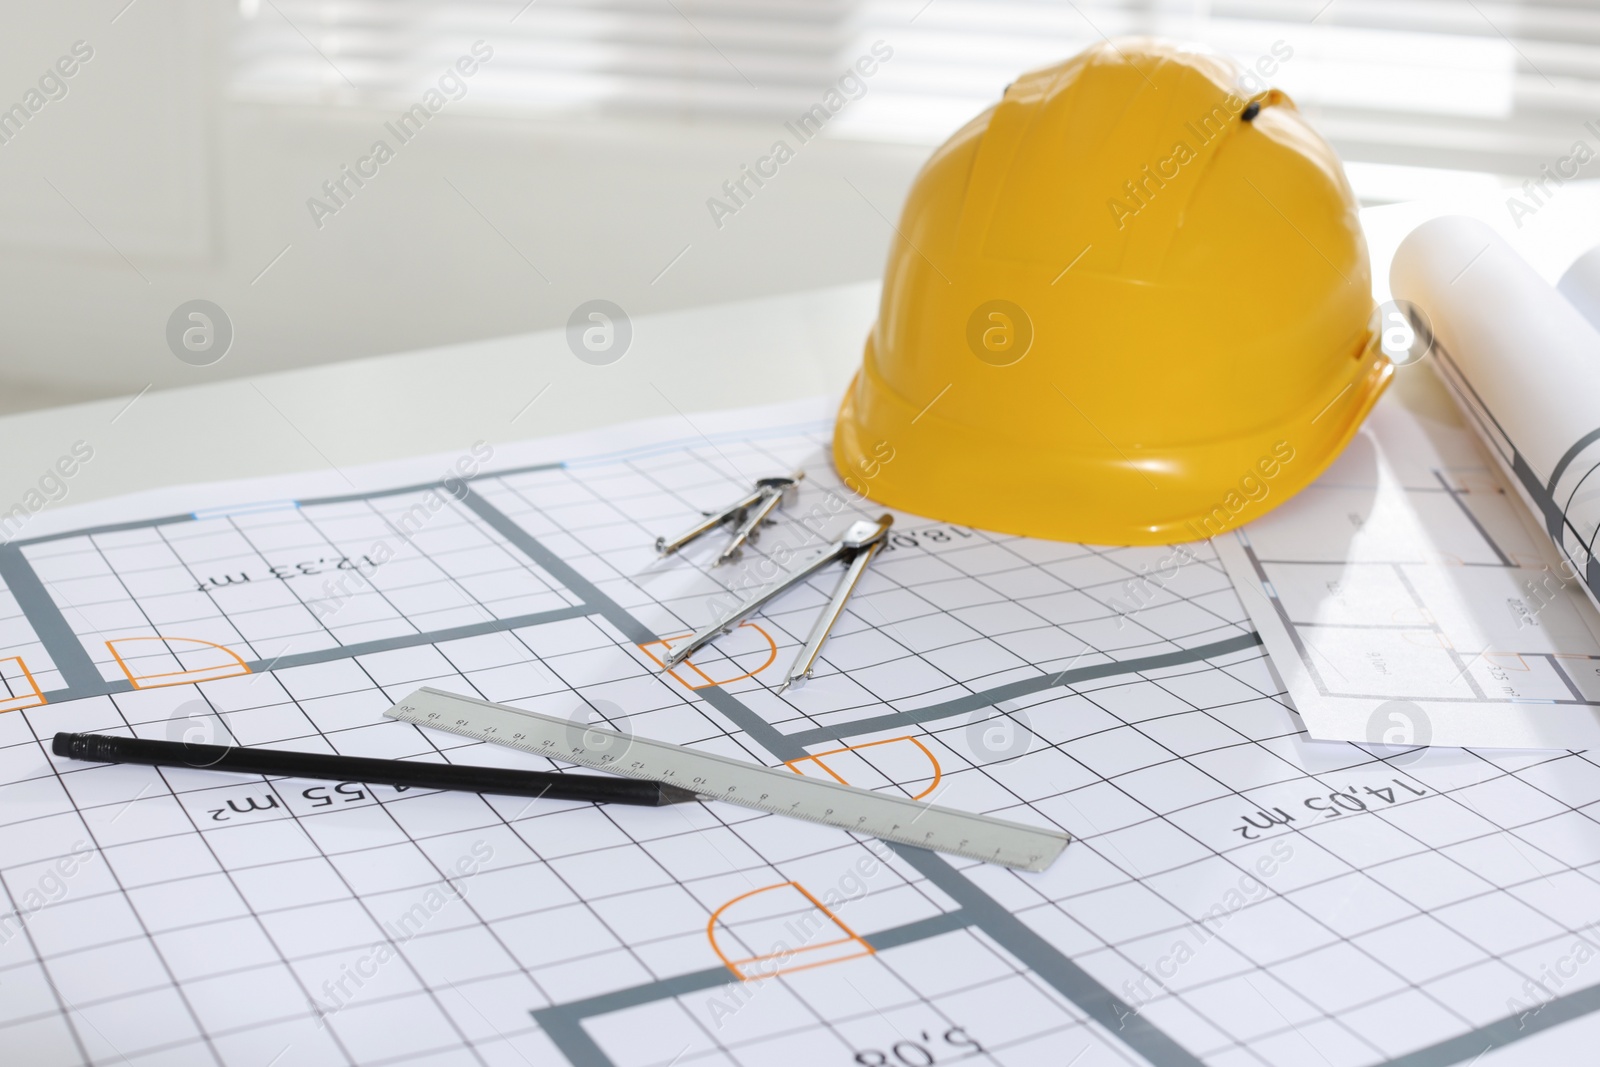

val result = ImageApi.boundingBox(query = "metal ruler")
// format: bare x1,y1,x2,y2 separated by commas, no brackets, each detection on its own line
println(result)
386,687,1071,872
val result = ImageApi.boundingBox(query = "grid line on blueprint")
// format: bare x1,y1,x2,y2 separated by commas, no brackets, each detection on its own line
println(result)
493,429,1251,737
2,418,1600,1067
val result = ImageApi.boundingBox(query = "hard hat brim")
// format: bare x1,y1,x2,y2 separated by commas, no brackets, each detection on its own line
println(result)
832,335,1393,546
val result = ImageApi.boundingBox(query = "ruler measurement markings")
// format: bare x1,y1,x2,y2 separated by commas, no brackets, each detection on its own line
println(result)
386,687,1068,872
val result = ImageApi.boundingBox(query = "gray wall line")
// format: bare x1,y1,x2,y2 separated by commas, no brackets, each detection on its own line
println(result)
531,967,731,1067
535,967,731,1027
528,910,979,1065
1430,469,1514,567
785,631,1264,747
457,488,658,646
39,679,125,703
889,843,1206,1067
297,459,565,508
244,604,594,674
863,908,972,950
531,1010,635,1067
0,457,569,551
696,685,805,761
1383,980,1600,1067
0,544,102,693
32,598,595,705
3,511,197,549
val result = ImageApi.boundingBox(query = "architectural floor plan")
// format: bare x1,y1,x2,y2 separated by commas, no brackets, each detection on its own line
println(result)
1215,371,1600,751
3,402,1600,1067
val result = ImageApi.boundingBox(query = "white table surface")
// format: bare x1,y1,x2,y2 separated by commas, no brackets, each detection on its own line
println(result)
0,283,879,517
5,182,1600,1066
4,182,1600,517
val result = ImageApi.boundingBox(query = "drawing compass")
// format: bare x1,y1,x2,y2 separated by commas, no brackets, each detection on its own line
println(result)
654,473,804,566
660,513,893,693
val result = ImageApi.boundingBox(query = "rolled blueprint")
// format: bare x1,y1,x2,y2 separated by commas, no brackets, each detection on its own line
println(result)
1559,243,1600,330
1392,215,1600,613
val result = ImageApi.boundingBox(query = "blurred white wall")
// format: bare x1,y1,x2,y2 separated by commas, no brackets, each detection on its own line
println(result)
4,0,1576,417
0,0,925,413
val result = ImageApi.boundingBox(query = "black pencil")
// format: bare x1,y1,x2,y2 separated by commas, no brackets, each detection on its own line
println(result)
52,731,699,807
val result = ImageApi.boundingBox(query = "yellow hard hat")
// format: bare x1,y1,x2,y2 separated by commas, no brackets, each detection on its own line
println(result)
833,38,1390,545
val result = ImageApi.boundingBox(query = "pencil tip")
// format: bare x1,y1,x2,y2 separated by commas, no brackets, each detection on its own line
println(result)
657,784,702,805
